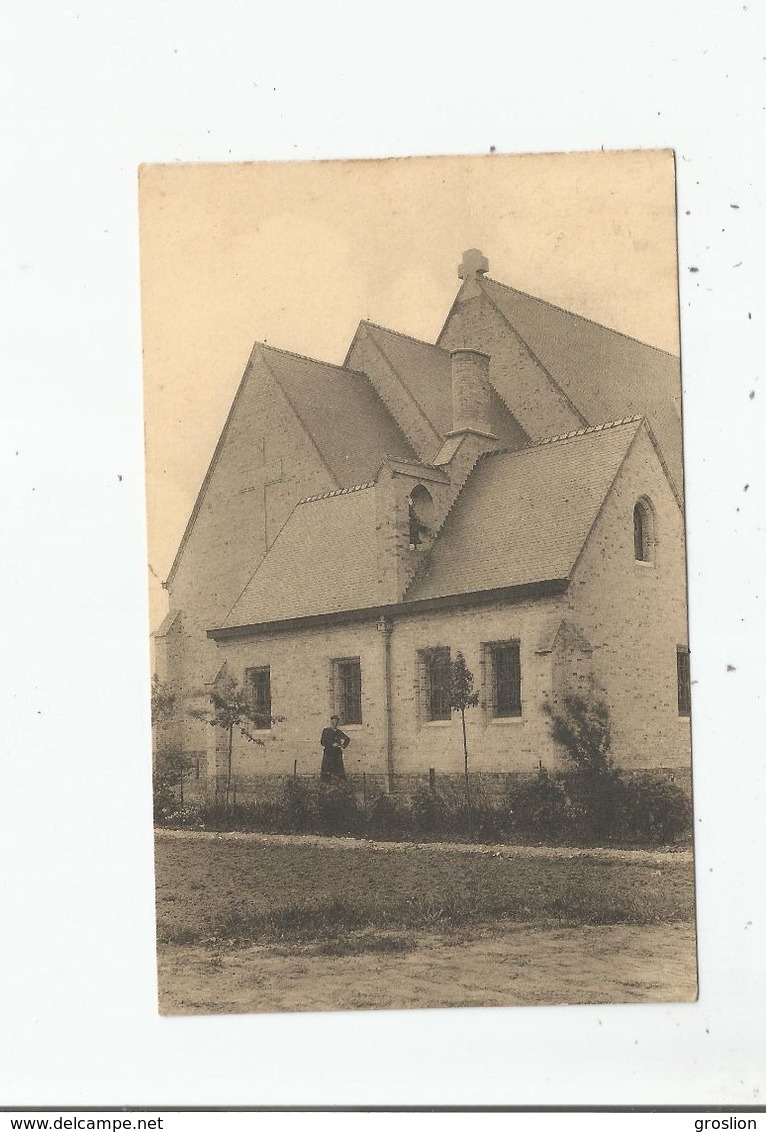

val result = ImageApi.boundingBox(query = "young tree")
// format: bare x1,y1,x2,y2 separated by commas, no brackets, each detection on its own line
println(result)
448,651,480,839
195,673,278,805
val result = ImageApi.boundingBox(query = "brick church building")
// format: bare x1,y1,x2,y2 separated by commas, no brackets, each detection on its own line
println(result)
154,249,691,787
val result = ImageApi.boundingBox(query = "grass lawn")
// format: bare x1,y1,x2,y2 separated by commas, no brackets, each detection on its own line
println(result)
155,832,695,945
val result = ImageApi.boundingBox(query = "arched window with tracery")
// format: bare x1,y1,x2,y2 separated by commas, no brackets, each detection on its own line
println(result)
633,497,655,562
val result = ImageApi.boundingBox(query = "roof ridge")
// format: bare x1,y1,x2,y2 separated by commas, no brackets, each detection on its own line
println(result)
361,320,446,352
482,277,679,359
298,481,375,505
257,340,369,378
482,415,643,461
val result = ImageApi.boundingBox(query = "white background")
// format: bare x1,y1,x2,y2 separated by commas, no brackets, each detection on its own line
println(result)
1,0,764,1109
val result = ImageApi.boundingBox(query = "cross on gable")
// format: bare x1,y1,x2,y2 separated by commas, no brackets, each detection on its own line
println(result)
458,248,489,281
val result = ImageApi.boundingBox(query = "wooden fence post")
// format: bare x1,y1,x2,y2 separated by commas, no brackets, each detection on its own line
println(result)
429,767,436,793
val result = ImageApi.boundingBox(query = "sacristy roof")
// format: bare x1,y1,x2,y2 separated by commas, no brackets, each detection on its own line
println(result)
221,483,381,628
219,417,649,632
405,417,645,603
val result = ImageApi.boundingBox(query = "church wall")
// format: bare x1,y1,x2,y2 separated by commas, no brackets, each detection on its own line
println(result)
565,428,691,770
212,619,390,780
386,596,566,776
212,597,567,784
159,353,337,758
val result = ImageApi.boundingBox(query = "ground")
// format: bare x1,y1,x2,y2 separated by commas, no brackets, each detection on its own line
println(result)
154,830,697,1016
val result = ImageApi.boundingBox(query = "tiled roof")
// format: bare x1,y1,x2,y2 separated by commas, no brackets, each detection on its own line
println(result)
259,344,417,487
477,278,684,491
405,418,643,603
222,484,381,628
362,322,528,449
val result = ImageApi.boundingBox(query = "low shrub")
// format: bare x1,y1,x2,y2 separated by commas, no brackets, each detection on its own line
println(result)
410,787,448,836
315,780,363,836
505,767,571,843
279,778,316,833
613,773,692,846
365,792,410,838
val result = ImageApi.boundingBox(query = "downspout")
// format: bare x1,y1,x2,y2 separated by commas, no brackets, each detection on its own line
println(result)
377,615,395,791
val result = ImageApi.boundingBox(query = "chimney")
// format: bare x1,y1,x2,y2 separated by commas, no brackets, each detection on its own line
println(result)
448,348,496,437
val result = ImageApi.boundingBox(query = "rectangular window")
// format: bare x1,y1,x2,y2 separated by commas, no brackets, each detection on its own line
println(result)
677,646,691,717
245,666,272,728
421,646,451,721
332,657,362,724
490,640,522,717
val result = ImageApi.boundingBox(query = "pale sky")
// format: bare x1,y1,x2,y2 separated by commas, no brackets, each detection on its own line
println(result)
139,149,680,633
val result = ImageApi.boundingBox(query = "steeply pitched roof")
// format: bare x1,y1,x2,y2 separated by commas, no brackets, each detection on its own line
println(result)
259,345,416,486
222,483,380,628
475,278,684,490
219,417,652,632
359,323,528,450
405,418,644,603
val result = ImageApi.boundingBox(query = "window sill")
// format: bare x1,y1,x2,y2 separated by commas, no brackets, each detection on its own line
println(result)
423,719,453,727
489,715,524,725
634,560,655,569
339,723,364,731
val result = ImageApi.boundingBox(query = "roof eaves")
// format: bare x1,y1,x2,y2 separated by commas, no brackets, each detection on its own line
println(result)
209,578,570,640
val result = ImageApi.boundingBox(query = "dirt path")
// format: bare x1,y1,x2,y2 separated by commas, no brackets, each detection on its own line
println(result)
157,921,697,1015
156,826,692,867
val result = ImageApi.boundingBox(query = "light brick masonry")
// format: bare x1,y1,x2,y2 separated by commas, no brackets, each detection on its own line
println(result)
155,251,691,788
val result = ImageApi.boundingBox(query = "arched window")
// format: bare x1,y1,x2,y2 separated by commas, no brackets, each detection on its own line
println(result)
408,484,434,549
633,498,655,562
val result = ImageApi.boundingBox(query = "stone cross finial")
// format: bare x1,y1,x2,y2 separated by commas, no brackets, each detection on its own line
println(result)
458,248,489,280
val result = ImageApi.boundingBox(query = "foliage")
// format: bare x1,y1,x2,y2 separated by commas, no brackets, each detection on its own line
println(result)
315,780,363,835
365,792,407,838
410,787,448,835
504,767,571,843
153,747,195,819
613,773,693,846
449,651,481,715
544,692,613,778
279,777,316,833
544,691,622,840
150,674,176,727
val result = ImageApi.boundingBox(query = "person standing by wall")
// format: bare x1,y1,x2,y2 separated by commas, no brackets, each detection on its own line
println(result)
320,715,350,780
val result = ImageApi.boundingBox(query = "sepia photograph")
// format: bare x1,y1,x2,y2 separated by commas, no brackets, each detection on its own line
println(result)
140,149,696,1016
